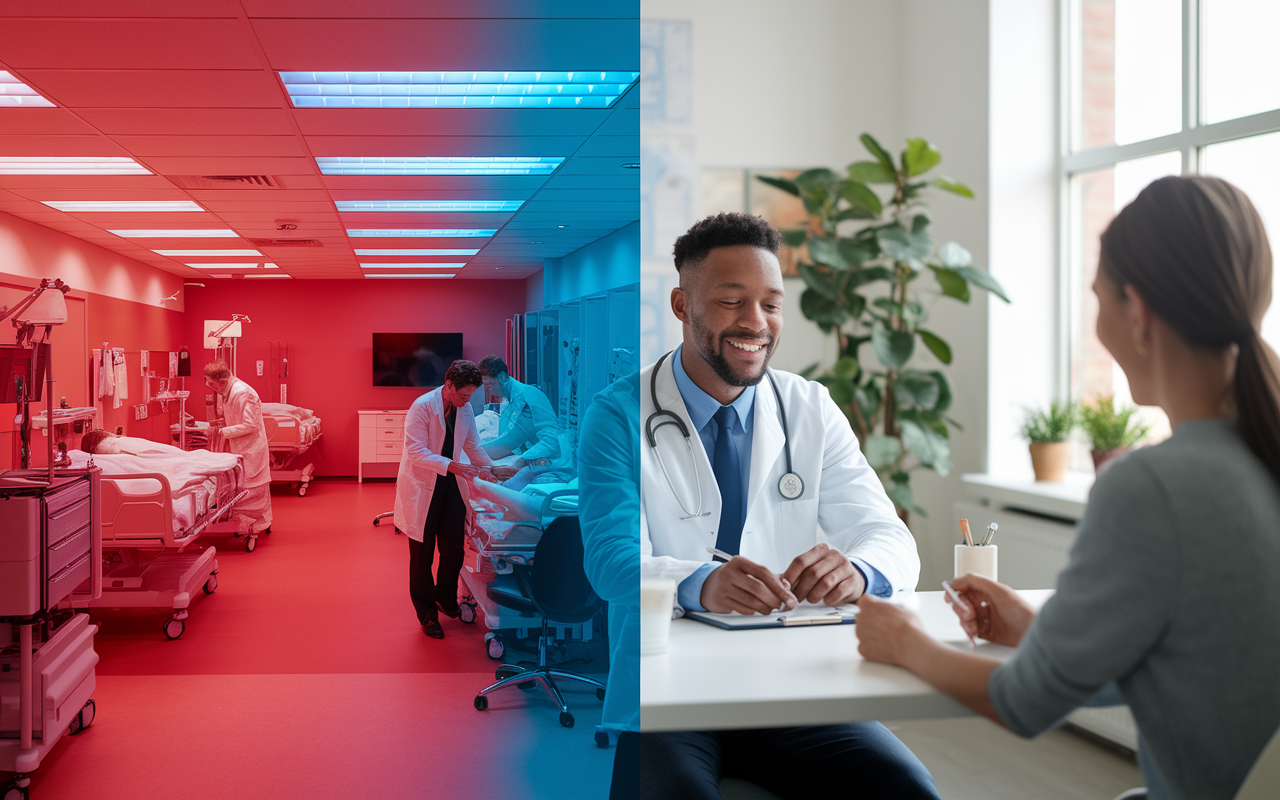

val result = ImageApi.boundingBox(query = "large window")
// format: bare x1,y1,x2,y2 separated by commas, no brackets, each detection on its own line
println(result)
1065,0,1280,454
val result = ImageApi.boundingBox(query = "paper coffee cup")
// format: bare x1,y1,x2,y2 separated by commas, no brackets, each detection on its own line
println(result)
954,544,997,581
640,578,676,656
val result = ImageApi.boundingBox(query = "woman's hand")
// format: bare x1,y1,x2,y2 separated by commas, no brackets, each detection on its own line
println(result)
854,594,931,667
946,574,1037,647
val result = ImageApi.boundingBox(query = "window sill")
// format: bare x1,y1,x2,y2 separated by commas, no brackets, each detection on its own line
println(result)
961,472,1093,523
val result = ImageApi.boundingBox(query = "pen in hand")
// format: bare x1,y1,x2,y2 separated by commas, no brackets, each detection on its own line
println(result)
706,547,798,612
942,580,978,650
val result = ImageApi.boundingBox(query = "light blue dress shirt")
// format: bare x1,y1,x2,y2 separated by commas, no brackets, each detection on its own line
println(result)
669,346,890,611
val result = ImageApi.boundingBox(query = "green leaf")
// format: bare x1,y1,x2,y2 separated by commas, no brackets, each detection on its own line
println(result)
929,265,970,302
843,335,872,361
840,181,883,215
755,174,799,196
899,418,953,476
894,372,941,410
800,288,848,331
929,370,953,413
832,356,859,380
794,168,839,189
863,435,903,471
798,262,837,297
917,329,952,364
955,266,1011,303
847,266,894,289
846,161,897,184
835,206,878,222
837,238,875,267
781,228,808,248
903,138,942,177
800,186,830,217
807,237,845,268
818,375,855,407
872,323,915,370
861,133,896,172
886,481,913,510
934,175,975,198
937,241,972,268
876,225,931,265
902,301,926,329
854,383,881,422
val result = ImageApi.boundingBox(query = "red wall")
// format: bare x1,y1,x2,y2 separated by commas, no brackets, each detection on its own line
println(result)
183,278,526,477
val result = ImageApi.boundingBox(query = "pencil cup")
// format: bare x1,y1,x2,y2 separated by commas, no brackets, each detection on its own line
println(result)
640,578,677,656
954,545,998,581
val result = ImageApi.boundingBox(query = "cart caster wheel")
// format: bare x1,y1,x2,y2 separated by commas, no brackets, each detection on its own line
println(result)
459,602,476,624
394,527,402,534
3,783,28,800
298,485,307,497
263,527,272,535
485,634,505,660
560,711,575,728
595,731,610,749
372,517,381,527
474,695,488,711
245,536,257,553
163,618,185,640
69,698,95,735
597,687,606,701
203,574,218,594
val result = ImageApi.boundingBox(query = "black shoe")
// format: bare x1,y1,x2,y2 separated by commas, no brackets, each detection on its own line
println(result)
422,620,444,639
436,599,461,619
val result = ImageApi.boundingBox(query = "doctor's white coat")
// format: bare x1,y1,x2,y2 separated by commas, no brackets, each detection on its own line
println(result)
393,388,492,542
640,357,920,609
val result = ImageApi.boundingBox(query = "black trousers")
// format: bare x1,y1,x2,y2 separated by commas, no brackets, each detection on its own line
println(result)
407,473,467,625
637,724,941,800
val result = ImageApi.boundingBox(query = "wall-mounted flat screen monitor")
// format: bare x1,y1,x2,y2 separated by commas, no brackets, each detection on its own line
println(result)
372,333,464,387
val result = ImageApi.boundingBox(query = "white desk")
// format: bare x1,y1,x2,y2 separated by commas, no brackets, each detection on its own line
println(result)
640,589,1054,732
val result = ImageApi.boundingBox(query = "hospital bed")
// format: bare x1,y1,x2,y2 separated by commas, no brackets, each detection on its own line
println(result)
171,402,322,497
64,449,246,639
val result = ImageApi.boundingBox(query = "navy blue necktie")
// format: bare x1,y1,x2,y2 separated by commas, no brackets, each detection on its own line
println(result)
712,405,745,556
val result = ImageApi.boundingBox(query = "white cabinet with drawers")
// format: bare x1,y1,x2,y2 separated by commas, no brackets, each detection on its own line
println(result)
358,409,408,481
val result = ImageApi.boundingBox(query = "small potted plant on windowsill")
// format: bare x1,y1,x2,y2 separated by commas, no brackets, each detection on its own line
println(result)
1022,399,1078,482
1080,394,1150,473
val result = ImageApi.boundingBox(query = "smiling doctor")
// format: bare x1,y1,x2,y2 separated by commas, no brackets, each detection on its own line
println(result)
639,212,937,799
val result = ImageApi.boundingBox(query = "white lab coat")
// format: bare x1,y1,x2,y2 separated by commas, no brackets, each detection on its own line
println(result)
393,387,492,543
220,377,270,487
640,357,920,611
486,377,560,462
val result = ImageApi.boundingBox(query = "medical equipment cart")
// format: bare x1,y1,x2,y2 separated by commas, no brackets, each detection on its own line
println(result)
1,468,104,800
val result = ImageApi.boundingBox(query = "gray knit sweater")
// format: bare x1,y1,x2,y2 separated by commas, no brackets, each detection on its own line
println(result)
989,418,1280,800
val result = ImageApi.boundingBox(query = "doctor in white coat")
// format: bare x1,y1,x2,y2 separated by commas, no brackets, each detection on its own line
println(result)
393,359,495,639
638,212,939,800
478,354,560,481
204,360,272,540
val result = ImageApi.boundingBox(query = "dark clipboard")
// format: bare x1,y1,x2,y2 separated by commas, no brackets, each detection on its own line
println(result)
684,607,858,630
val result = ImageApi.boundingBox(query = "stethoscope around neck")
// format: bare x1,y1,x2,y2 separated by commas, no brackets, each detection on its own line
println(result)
645,350,805,521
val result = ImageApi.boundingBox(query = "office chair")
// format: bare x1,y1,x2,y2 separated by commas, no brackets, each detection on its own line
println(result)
472,515,606,729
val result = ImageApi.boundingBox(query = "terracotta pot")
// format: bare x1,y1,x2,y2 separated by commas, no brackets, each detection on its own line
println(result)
1028,442,1070,482
1091,446,1130,474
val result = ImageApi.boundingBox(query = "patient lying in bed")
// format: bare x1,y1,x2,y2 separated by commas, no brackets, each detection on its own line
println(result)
465,475,578,523
81,429,186,456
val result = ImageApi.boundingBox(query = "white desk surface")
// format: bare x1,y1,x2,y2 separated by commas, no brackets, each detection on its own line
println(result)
640,589,1054,732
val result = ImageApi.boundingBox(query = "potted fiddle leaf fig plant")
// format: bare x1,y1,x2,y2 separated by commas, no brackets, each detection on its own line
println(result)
756,134,1009,522
1080,394,1150,472
1021,399,1078,482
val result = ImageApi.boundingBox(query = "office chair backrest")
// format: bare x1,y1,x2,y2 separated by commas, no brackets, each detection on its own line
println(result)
1235,723,1280,800
528,515,601,624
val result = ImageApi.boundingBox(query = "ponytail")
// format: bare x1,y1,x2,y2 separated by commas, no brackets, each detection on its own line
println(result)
1234,334,1280,479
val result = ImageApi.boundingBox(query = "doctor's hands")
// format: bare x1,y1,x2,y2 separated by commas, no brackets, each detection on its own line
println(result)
781,544,867,606
448,462,497,482
700,556,799,615
490,465,522,481
945,574,1037,647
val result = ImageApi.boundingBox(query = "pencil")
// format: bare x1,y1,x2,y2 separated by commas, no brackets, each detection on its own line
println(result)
960,518,975,547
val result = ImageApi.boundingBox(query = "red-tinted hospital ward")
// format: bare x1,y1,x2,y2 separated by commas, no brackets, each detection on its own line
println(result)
0,4,640,799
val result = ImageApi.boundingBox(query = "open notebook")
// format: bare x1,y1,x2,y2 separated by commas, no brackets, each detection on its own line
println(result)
684,602,859,630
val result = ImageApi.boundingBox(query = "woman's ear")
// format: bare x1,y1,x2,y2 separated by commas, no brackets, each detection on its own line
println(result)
1123,284,1153,354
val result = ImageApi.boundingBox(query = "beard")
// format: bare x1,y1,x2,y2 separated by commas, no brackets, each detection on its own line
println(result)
691,316,776,387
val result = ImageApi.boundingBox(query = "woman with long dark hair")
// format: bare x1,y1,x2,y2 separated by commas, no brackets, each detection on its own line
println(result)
855,176,1280,800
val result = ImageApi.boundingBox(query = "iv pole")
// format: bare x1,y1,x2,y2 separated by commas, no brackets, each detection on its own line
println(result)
0,278,71,484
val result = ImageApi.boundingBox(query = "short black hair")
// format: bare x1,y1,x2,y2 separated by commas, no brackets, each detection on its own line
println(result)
444,359,483,389
477,354,508,378
672,212,782,272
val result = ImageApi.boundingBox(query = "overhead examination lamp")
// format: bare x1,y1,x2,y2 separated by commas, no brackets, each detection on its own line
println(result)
0,278,72,481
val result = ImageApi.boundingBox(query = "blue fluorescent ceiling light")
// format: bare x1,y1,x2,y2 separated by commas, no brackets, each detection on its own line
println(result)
155,249,261,257
281,71,639,109
346,229,495,238
317,157,562,176
0,72,55,107
336,200,521,213
365,274,453,279
43,200,204,213
0,157,150,175
359,263,466,269
353,249,478,256
109,229,238,238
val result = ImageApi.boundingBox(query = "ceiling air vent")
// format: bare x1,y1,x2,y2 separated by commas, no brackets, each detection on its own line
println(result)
246,238,323,248
169,174,281,190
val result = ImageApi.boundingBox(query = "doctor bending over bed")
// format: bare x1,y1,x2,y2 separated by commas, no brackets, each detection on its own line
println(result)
638,212,938,799
203,360,272,537
478,354,560,482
